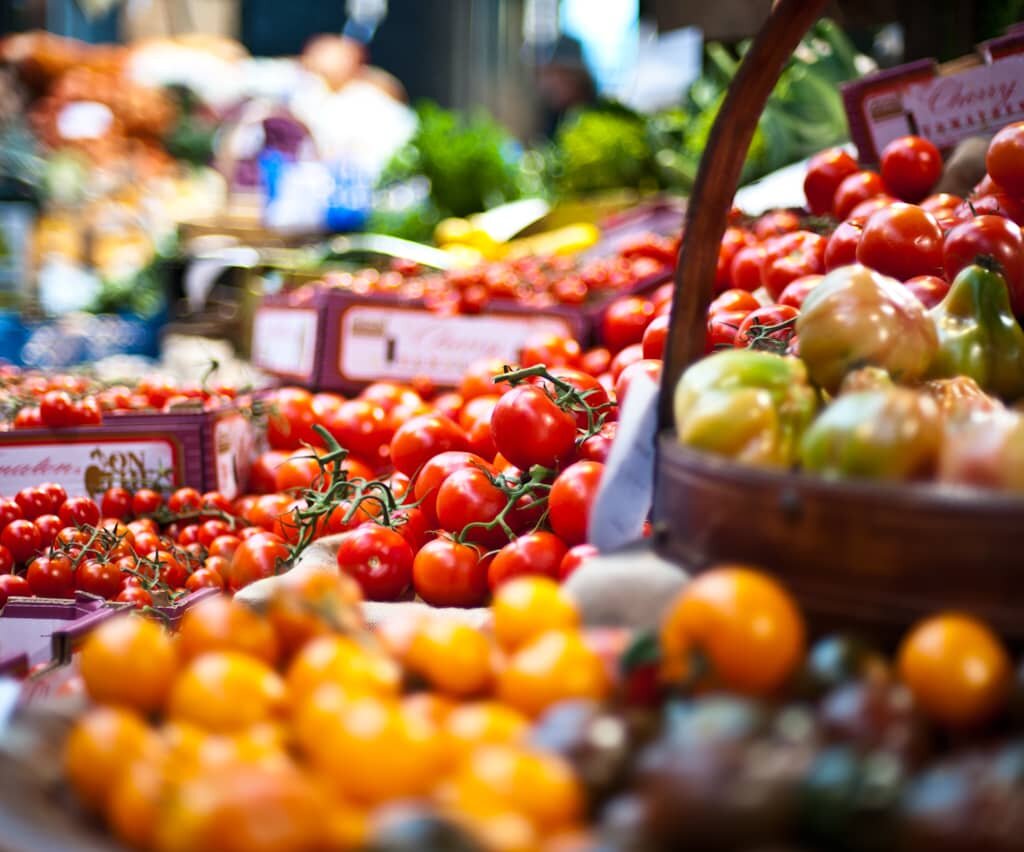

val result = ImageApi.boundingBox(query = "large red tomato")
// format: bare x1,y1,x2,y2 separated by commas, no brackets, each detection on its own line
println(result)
804,147,859,215
943,215,1024,314
986,122,1024,196
488,532,568,589
390,414,470,477
435,467,509,548
335,524,414,601
412,538,489,607
880,136,943,202
490,386,577,471
549,461,604,547
856,203,944,280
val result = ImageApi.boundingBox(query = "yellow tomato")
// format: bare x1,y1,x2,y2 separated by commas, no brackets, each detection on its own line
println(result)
445,701,529,755
406,618,495,697
177,595,280,666
285,635,401,703
492,577,579,652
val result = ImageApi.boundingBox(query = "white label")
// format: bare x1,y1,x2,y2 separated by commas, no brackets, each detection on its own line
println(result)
212,415,252,499
0,439,177,497
56,101,114,140
338,306,573,385
251,307,319,378
588,372,659,552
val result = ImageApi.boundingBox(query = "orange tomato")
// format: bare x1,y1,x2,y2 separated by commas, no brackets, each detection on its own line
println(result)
106,757,166,849
176,595,280,666
445,701,529,755
405,618,495,698
285,635,401,703
492,577,579,651
79,615,178,713
497,629,609,717
898,613,1012,727
659,566,805,696
266,569,364,658
167,652,286,733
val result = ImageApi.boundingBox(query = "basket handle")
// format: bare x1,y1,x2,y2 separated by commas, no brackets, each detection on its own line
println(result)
656,0,829,429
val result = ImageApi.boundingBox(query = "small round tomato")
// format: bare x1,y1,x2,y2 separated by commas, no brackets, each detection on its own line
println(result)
15,487,51,520
26,554,75,598
488,532,568,590
898,613,1011,727
412,451,493,524
778,274,823,309
804,147,860,214
609,344,644,382
962,192,1024,227
0,544,12,574
207,534,241,560
412,538,489,608
856,203,944,280
660,566,805,695
491,386,577,471
200,491,234,517
577,421,617,464
390,414,471,477
13,407,42,429
847,195,898,222
39,390,75,428
615,359,662,407
706,310,747,351
943,215,1024,314
75,559,122,599
921,192,964,223
559,543,598,581
59,497,100,529
986,121,1024,196
273,451,323,494
640,314,669,360
131,489,162,516
100,487,133,520
833,171,887,220
459,359,509,401
520,333,582,369
226,533,290,592
168,487,202,514
115,586,153,608
904,274,950,309
548,461,603,547
715,227,752,292
195,520,230,548
323,399,392,460
880,135,943,202
38,482,67,512
0,573,31,597
729,245,768,292
601,296,655,352
753,210,801,240
335,524,414,601
761,231,827,299
266,387,318,451
145,550,189,589
1,519,40,563
34,514,61,550
709,288,760,317
405,619,494,698
185,567,224,592
435,467,509,548
823,217,865,270
177,595,279,664
734,305,799,350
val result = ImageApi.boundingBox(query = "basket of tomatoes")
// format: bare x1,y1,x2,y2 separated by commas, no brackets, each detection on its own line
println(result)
653,0,1024,640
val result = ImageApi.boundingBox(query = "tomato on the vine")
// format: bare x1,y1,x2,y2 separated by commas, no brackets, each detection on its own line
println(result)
100,487,132,520
335,524,414,601
943,215,1024,314
880,135,943,202
778,274,823,309
412,538,489,608
734,305,800,351
549,461,604,547
435,467,509,548
856,203,944,280
390,414,470,477
601,296,655,352
226,532,290,592
804,147,859,214
34,514,61,549
59,497,100,529
760,231,826,299
488,532,568,590
0,573,30,597
706,310,748,351
75,560,122,599
490,385,577,471
26,554,75,598
1,520,40,563
131,489,162,516
729,244,767,292
559,544,599,581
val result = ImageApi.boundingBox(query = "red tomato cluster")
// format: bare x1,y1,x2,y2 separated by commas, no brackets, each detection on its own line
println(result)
278,232,677,315
0,371,243,430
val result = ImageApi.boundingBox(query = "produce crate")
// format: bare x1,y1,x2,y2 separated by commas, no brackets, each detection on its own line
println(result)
842,26,1024,164
0,401,260,499
0,593,118,668
250,202,682,392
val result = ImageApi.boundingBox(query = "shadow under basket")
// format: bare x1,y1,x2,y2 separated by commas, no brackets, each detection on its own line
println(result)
653,435,1024,643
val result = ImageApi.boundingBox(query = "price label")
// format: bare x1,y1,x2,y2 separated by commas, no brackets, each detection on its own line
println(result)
251,307,319,379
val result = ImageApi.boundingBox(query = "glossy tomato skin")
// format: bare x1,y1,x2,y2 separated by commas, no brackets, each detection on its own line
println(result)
131,489,162,516
390,414,470,477
323,399,392,460
520,333,581,369
559,544,599,581
715,227,752,292
834,171,887,220
753,210,801,240
760,231,826,300
709,289,760,317
266,387,318,450
226,533,290,592
412,538,489,608
59,497,100,530
435,467,509,548
75,560,122,599
601,297,655,352
39,391,74,428
0,544,12,574
804,147,860,214
26,554,75,598
0,573,32,597
412,451,492,525
490,386,577,471
100,488,133,520
34,515,61,550
824,218,865,270
904,275,951,309
778,274,823,309
880,136,943,202
730,245,767,292
986,121,1024,196
734,305,800,350
488,532,568,590
706,310,748,352
615,360,662,408
856,203,944,280
943,215,1024,314
1,520,40,563
549,461,604,547
335,524,414,601
15,487,50,521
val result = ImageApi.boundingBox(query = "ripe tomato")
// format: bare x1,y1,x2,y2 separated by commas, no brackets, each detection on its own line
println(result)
706,310,747,351
488,532,568,589
73,398,102,426
962,192,1024,227
520,333,582,369
145,550,189,589
729,244,767,292
601,296,655,352
559,543,598,581
880,135,943,202
186,567,224,592
38,482,67,512
2,519,40,563
226,533,290,592
75,559,122,599
709,289,760,317
641,313,669,360
390,414,470,477
34,514,61,550
115,586,153,608
207,534,241,560
577,421,617,464
904,274,950,309
833,171,887,220
273,451,324,493
435,467,509,548
200,491,234,517
15,487,51,520
824,219,864,273
778,274,823,309
412,538,489,608
178,595,279,665
491,386,577,471
609,344,644,382
26,554,75,598
100,487,133,520
856,203,944,280
39,390,75,428
266,387,319,450
249,450,288,495
458,359,508,401
0,544,12,573
804,147,859,214
392,507,429,552
0,572,31,597
412,451,492,524
715,227,752,292
536,367,611,431
761,231,827,299
549,461,604,547
335,524,414,601
898,613,1011,727
168,487,202,514
323,399,392,460
734,305,799,350
986,121,1024,196
13,407,42,429
660,566,805,694
131,489,162,516
943,216,1024,313
59,497,100,529
615,359,662,407
753,210,801,240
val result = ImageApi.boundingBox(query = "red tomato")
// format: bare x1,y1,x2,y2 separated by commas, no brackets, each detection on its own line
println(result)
73,398,102,426
2,520,40,563
580,347,612,378
26,554,74,598
615,360,662,407
490,386,578,471
641,314,669,360
578,422,617,464
833,171,887,220
729,245,767,292
715,227,751,292
131,489,162,516
186,567,224,592
322,399,392,460
13,407,42,429
921,193,964,222
58,497,100,529
778,274,823,309
488,532,568,589
194,520,229,548
609,344,644,382
535,367,611,430
335,524,414,601
39,390,74,428
880,136,943,202
734,305,800,350
207,534,241,561
962,193,1024,227
311,391,344,421
200,491,234,517
520,334,582,369
601,297,656,352
75,559,122,599
38,482,67,513
34,514,61,550
753,210,801,240
274,451,323,493
943,215,1024,314
116,586,153,608
100,487,133,520
393,507,430,552
760,231,827,300
559,543,599,581
226,533,290,592
390,414,471,477
824,218,865,270
0,573,32,597
857,203,944,280
412,451,493,524
412,538,489,608
15,487,51,521
804,147,859,215
0,500,22,532
549,461,604,547
168,487,202,514
904,275,951,309
435,467,509,547
146,550,189,589
249,450,288,495
266,387,319,450
986,122,1024,196
709,289,760,317
847,195,897,221
0,544,12,573
706,310,748,351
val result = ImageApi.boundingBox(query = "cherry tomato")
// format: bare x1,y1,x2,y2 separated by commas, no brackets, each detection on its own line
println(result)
59,497,100,529
904,274,950,309
520,334,581,369
734,305,799,350
601,296,655,352
985,121,1024,196
706,310,747,351
412,451,492,524
559,544,598,581
549,461,603,547
390,414,471,477
435,467,509,548
641,313,670,360
609,344,644,382
131,489,162,516
335,524,414,601
14,487,51,521
729,245,768,292
146,550,189,589
75,559,122,599
207,534,241,561
323,399,392,460
26,554,75,598
535,367,611,430
943,215,1024,314
412,538,489,608
833,171,887,220
100,487,133,520
200,491,234,517
185,567,224,592
577,421,617,463
824,218,865,270
615,359,662,407
491,386,577,471
13,407,42,429
962,192,1024,227
715,227,751,292
847,195,897,222
226,533,290,592
857,203,944,280
0,573,31,597
1,520,40,563
0,544,11,573
804,147,859,214
39,390,75,428
778,274,823,309
709,289,760,317
753,210,801,240
488,532,568,589
34,514,61,549
168,487,202,514
73,398,102,426
761,231,826,299
880,135,943,202
266,387,319,450
38,482,67,513
116,586,153,608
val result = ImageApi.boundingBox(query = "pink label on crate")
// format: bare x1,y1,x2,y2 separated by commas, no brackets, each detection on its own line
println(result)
251,307,319,378
338,306,573,385
212,414,252,499
865,56,1024,154
0,438,178,497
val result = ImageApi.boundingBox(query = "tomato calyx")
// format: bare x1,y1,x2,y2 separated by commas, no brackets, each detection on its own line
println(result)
452,463,555,552
739,315,799,355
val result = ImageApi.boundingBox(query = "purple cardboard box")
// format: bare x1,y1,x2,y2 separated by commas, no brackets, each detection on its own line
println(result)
0,593,118,667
